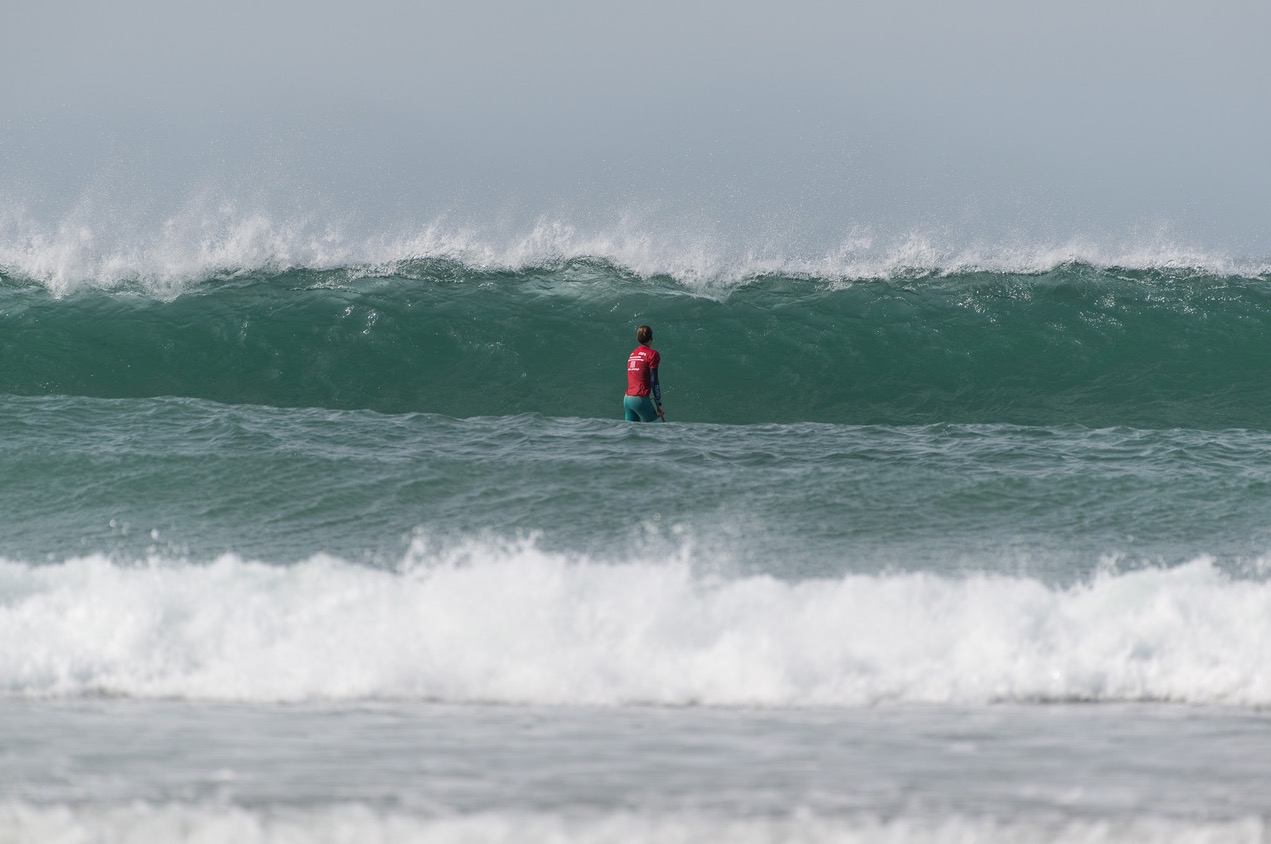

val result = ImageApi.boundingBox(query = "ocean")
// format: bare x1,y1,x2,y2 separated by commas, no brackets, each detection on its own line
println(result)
3,251,1271,842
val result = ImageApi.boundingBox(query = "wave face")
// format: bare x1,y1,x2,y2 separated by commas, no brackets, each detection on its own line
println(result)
3,260,1270,428
0,552,1266,706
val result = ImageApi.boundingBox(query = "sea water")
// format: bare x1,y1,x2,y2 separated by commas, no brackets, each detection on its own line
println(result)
2,255,1271,841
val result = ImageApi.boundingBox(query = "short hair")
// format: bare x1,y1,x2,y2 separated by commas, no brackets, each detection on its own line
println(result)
636,325,653,344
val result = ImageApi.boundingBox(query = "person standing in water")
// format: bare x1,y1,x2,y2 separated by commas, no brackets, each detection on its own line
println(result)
624,325,664,422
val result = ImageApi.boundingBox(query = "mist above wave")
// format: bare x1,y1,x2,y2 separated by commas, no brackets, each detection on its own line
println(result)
2,198,1265,294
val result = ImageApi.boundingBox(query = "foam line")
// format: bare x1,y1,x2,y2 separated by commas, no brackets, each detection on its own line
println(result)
0,548,1268,706
0,802,1265,844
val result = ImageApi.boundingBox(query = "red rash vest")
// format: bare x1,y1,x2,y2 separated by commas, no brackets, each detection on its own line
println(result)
626,345,661,397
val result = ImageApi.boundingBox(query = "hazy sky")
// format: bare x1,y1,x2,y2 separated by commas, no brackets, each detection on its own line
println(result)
4,0,1270,260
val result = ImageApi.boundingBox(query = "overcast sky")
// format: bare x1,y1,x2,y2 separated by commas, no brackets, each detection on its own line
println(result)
4,0,1270,259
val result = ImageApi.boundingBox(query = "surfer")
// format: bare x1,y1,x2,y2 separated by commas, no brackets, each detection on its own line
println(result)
624,325,664,422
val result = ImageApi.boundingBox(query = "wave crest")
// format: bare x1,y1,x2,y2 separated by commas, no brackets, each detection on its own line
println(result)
3,200,1268,293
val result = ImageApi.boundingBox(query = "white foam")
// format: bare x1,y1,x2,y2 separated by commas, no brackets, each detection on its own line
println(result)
0,802,1265,844
2,197,1267,295
0,544,1269,706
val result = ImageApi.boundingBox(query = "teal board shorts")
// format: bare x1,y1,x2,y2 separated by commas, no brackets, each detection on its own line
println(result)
623,394,662,422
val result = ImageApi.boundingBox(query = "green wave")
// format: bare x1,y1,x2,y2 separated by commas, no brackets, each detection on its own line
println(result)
2,260,1270,427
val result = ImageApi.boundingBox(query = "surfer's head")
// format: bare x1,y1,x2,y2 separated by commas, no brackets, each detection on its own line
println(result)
636,325,653,345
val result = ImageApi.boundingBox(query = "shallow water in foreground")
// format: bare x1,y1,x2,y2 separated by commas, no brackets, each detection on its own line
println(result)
4,700,1271,842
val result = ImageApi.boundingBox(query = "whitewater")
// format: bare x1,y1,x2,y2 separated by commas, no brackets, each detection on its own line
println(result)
3,550,1271,707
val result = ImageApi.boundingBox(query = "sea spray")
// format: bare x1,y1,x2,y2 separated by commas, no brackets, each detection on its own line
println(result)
5,200,1269,293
